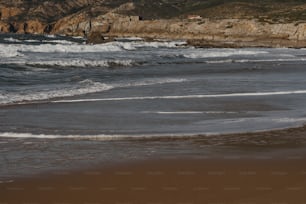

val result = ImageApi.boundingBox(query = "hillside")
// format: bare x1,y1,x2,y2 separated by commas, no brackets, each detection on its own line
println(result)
2,1,306,47
2,0,306,22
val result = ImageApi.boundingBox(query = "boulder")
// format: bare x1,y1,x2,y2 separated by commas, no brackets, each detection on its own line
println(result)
24,20,46,34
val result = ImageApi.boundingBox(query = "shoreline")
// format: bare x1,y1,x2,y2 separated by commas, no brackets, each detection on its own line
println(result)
1,123,306,141
1,124,306,172
1,116,306,203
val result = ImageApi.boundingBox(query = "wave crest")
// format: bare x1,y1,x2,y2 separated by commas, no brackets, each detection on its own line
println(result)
24,59,136,67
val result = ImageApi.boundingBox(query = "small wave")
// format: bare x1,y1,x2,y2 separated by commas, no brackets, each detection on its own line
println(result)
143,111,238,114
24,59,135,67
0,180,14,184
102,40,186,51
4,37,22,43
0,43,122,55
183,49,268,59
72,36,85,39
272,117,306,123
0,78,186,105
204,58,306,64
0,81,113,105
0,132,191,140
41,39,79,45
45,34,56,38
1,40,185,55
52,90,306,103
126,78,187,87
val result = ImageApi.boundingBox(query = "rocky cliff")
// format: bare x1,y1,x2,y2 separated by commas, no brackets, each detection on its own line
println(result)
1,0,306,48
108,18,306,48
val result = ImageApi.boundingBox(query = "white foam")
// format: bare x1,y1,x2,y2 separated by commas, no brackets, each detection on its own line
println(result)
41,39,78,45
72,36,85,39
0,49,23,58
205,58,306,64
0,43,122,56
183,49,268,59
0,180,14,184
0,132,186,140
126,78,187,87
52,90,306,103
24,59,135,67
4,37,21,43
45,34,56,38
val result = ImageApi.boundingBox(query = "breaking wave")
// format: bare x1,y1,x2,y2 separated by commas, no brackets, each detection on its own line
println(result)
23,59,136,67
0,78,187,105
0,40,185,56
183,49,268,58
0,49,24,58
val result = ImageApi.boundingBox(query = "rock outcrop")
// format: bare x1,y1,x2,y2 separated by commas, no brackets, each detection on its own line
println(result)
0,6,22,20
0,21,13,32
107,18,306,48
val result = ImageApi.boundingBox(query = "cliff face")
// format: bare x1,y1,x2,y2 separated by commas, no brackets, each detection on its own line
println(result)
1,0,306,47
108,18,306,48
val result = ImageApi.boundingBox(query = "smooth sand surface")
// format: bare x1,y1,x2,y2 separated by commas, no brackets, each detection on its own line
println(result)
1,158,306,204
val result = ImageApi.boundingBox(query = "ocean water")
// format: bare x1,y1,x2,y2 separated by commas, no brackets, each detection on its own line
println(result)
1,34,306,179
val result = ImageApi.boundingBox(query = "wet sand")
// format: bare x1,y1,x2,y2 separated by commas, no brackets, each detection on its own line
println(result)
1,125,306,204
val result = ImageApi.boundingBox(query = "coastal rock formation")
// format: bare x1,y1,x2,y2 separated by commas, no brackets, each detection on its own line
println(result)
51,12,91,36
108,19,306,48
23,20,47,34
1,0,306,48
0,21,13,32
0,6,22,20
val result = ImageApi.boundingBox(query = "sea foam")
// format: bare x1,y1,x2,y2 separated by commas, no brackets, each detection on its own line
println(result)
183,49,268,59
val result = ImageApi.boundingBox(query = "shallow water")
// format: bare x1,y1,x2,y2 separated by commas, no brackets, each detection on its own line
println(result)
1,34,306,179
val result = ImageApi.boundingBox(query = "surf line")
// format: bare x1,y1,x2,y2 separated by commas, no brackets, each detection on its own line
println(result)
51,90,306,103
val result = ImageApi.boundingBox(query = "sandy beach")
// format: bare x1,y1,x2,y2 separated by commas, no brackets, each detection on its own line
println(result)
1,159,306,204
1,125,306,204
